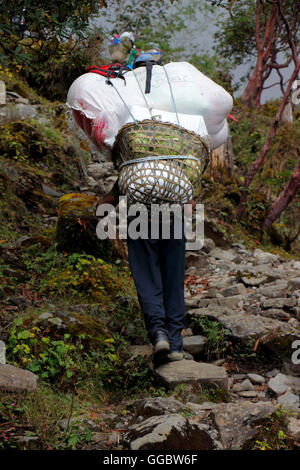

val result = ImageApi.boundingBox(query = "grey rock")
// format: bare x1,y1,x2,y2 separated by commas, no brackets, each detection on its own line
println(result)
266,369,280,378
261,297,297,309
183,335,207,354
222,283,247,297
185,295,204,308
212,401,276,450
230,373,248,381
38,312,54,321
209,248,237,262
241,276,268,287
209,277,236,290
222,295,245,310
0,364,37,392
247,373,266,385
132,397,184,420
259,308,291,320
16,436,39,448
14,103,39,119
288,318,299,328
205,287,220,298
202,238,216,254
232,379,254,392
87,162,116,179
289,278,300,290
185,252,207,269
124,413,213,450
189,307,298,344
277,391,300,411
0,80,6,106
127,345,153,362
237,391,259,398
241,264,281,281
253,249,278,264
287,417,300,442
7,91,29,104
42,183,63,197
256,285,287,298
155,360,228,390
185,401,216,412
268,373,300,395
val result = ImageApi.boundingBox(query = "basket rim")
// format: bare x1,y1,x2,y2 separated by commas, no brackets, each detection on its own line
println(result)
112,119,211,167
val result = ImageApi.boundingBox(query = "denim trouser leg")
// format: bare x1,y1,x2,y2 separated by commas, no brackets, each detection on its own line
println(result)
160,237,186,352
127,237,168,343
126,225,186,351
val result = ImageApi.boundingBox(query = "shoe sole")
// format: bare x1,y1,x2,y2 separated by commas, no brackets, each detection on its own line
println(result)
167,352,184,362
153,340,170,366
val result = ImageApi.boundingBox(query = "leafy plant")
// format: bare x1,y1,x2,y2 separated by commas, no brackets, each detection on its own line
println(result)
191,316,231,360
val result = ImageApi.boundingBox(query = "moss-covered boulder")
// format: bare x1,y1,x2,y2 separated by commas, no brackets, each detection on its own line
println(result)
56,193,127,261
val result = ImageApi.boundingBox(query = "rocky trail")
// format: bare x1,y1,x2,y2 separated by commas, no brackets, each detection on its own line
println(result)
3,157,300,450
0,82,300,450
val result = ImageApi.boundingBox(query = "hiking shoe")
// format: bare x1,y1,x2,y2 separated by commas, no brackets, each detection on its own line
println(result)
167,350,184,362
153,330,170,365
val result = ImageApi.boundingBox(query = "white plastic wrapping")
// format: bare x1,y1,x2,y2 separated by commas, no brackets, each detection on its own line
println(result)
125,105,210,143
67,61,233,151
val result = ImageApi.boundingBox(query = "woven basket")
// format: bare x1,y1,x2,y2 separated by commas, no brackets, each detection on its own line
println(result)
112,120,210,205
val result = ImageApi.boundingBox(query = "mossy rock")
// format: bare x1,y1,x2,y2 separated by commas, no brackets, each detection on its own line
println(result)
56,193,125,262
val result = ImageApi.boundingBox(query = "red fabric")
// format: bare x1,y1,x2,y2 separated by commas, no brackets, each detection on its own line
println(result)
85,63,126,78
72,109,108,149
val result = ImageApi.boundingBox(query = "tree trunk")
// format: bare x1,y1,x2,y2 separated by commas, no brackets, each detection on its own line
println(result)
241,1,279,107
241,61,265,108
237,62,300,219
280,102,293,124
210,135,234,183
263,157,300,230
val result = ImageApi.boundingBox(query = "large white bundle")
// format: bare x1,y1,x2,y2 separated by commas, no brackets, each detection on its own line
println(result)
67,61,233,150
125,105,209,142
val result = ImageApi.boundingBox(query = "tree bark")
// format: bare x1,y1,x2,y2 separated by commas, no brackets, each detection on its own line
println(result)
237,0,300,219
241,1,280,107
210,135,234,182
263,157,300,230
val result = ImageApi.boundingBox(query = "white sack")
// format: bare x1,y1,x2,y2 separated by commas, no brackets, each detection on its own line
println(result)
126,105,210,144
67,61,233,150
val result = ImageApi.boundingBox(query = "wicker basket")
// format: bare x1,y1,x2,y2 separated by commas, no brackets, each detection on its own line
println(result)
112,120,211,205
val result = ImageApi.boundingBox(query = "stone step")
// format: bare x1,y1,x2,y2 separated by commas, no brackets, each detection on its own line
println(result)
154,359,228,390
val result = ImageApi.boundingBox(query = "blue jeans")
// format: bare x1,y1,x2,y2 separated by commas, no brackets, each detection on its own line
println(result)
126,220,186,352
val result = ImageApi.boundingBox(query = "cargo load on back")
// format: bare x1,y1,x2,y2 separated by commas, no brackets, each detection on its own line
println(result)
67,39,233,205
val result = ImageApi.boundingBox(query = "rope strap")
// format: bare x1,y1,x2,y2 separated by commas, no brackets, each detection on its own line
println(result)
119,154,201,169
162,66,180,127
107,81,139,126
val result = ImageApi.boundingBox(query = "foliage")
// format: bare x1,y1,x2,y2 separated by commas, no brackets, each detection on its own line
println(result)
190,316,231,360
0,387,93,449
245,407,295,450
8,320,83,385
20,245,135,303
96,0,209,63
6,311,151,394
0,0,101,63
0,1,106,98
211,0,299,65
